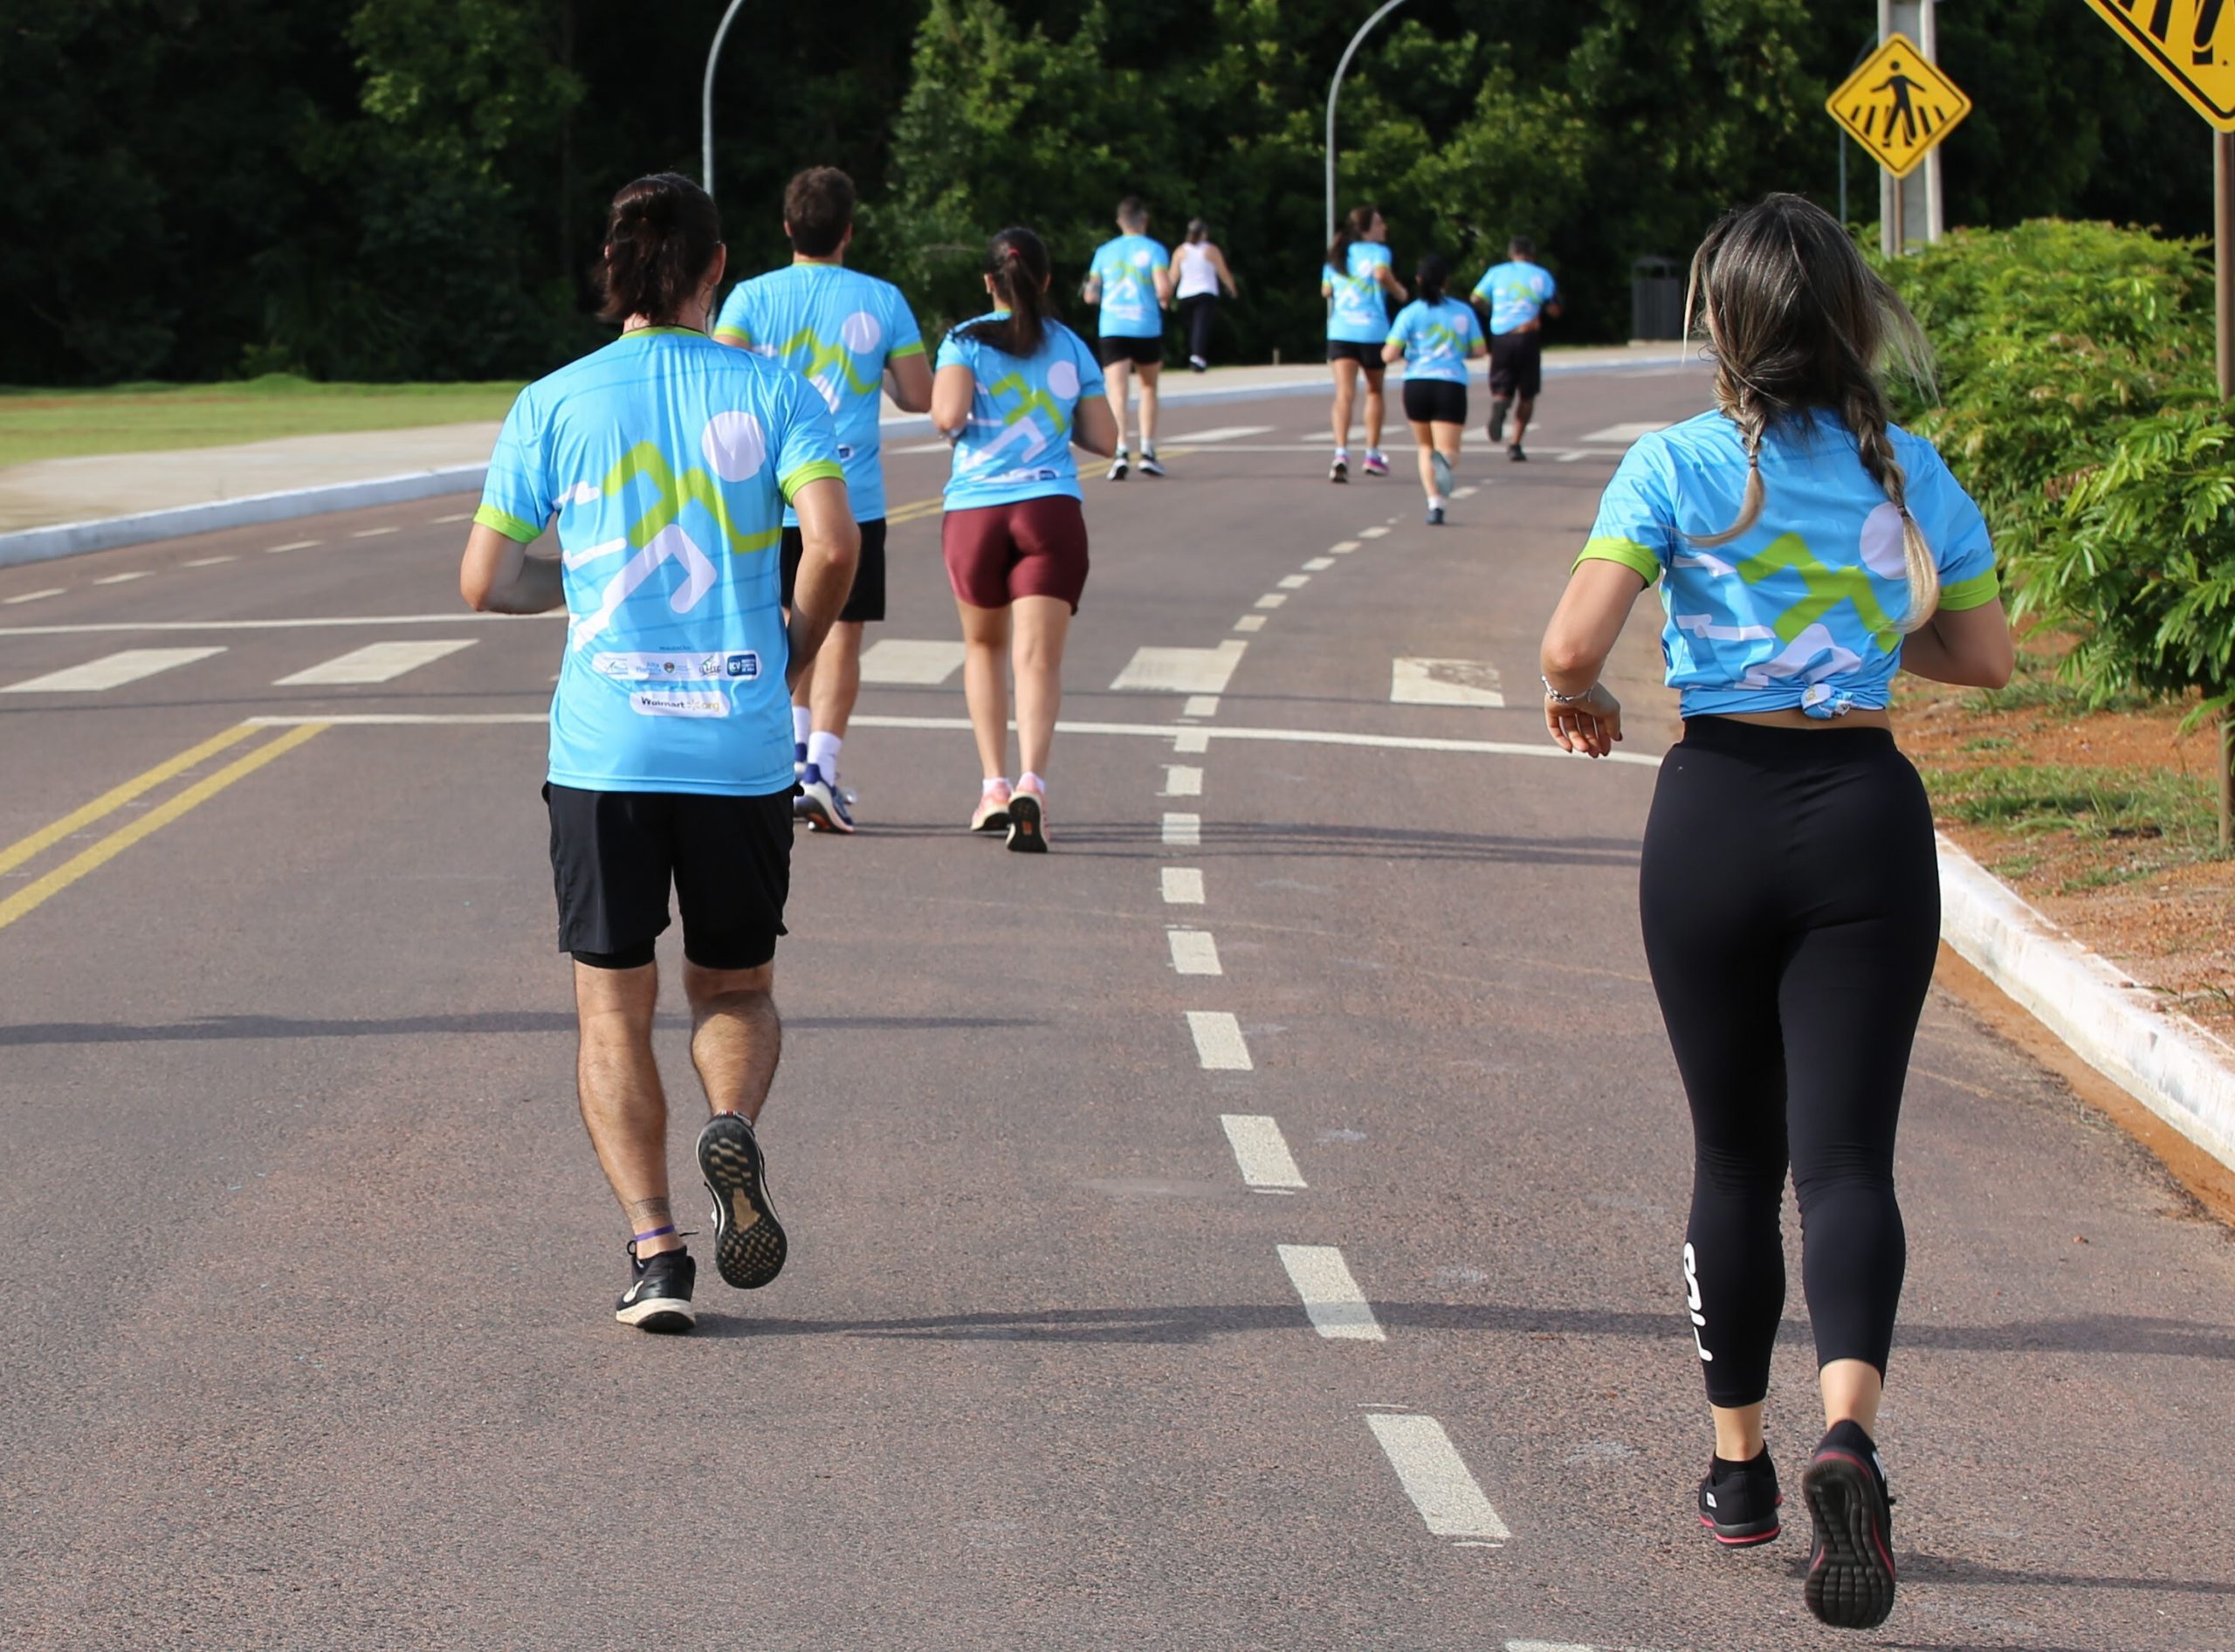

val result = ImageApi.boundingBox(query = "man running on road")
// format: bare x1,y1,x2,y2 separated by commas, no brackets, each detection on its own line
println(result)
1082,196,1173,480
1471,235,1561,461
461,172,859,1334
715,166,932,833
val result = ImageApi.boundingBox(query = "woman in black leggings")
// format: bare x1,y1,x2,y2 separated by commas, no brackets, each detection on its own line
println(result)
1536,194,2012,1632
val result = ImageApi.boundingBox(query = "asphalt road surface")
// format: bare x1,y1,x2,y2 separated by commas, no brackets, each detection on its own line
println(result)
3,369,2232,1652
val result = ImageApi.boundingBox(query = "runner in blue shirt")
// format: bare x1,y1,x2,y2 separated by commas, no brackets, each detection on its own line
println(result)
460,172,859,1337
932,227,1118,850
1536,194,2012,1632
1469,235,1562,460
1321,203,1408,482
715,165,933,835
1380,253,1485,524
1081,196,1173,479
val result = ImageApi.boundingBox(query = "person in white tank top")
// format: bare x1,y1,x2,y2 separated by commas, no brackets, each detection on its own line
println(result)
1169,219,1237,371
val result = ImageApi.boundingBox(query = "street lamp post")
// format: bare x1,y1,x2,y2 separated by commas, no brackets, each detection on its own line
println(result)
1325,0,1413,250
701,0,750,198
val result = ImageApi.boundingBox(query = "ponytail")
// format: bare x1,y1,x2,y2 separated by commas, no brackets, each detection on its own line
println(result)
1327,202,1379,270
597,173,722,325
956,226,1055,358
1414,252,1448,305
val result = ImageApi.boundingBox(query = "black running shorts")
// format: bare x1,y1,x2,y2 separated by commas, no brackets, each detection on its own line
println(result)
1489,332,1544,399
1097,334,1164,368
1402,379,1468,425
781,516,887,624
1325,339,1386,368
546,783,792,971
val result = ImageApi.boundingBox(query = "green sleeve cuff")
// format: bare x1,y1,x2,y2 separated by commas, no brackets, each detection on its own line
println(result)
890,340,925,359
1575,536,1661,584
1938,568,2000,611
712,327,752,347
779,458,847,501
473,504,542,543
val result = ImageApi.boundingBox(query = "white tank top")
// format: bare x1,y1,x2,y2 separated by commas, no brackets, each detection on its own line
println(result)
1175,242,1220,299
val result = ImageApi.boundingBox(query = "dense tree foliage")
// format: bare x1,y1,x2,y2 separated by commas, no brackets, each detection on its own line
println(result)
0,0,2216,384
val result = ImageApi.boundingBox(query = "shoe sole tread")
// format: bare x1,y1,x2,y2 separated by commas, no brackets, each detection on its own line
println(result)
699,1116,788,1291
1802,1453,1895,1628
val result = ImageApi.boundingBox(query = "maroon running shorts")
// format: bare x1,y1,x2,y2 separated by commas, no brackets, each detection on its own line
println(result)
941,494,1090,613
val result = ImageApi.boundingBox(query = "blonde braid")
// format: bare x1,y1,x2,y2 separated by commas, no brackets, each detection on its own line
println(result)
1690,375,1771,549
1846,378,1939,633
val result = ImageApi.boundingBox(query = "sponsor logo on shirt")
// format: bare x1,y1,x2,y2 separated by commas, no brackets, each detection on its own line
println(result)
629,689,729,719
725,652,760,679
593,651,744,683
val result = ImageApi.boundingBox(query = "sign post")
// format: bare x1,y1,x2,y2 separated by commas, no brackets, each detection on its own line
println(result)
2081,0,2235,841
1826,32,1970,257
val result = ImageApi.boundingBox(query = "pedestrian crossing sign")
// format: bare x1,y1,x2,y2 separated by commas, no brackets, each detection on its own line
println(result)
2085,0,2235,130
1826,35,1972,179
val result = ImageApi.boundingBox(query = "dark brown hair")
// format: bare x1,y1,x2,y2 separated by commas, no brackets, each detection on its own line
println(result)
1414,252,1448,303
598,173,722,324
1683,192,1939,629
784,166,856,258
954,227,1055,358
1327,203,1379,270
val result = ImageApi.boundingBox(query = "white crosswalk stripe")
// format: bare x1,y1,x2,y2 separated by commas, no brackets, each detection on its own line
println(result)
3,647,225,694
857,638,966,685
273,639,478,686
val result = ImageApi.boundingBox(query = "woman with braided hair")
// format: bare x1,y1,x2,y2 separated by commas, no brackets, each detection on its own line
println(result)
1535,194,2012,1632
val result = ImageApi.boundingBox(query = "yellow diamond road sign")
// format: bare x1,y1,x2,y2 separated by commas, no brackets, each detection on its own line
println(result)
2085,0,2235,130
1826,34,1972,179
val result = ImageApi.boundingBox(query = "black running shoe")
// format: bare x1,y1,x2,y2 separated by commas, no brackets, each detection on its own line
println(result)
1138,450,1166,478
1006,788,1048,853
1508,442,1528,462
1328,457,1349,484
1697,1450,1782,1546
698,1112,788,1291
1803,1421,1897,1629
615,1245,696,1333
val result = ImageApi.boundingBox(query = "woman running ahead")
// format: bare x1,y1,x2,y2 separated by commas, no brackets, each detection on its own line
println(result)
932,227,1118,851
1537,194,2012,1631
1321,203,1406,483
1380,252,1483,525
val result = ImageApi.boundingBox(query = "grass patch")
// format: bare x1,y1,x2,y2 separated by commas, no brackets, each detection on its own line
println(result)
0,375,524,467
1924,761,2221,863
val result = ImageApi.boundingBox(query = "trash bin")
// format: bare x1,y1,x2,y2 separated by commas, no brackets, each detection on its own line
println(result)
1632,256,1684,341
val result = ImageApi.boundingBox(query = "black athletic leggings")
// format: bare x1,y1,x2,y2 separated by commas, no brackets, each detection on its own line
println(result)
1638,718,1940,1408
1179,293,1218,361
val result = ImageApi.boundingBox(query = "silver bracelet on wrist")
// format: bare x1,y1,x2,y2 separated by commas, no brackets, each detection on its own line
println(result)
1541,675,1598,705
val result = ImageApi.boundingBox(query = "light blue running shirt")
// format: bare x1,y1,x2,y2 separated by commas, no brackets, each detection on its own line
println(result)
935,314,1106,511
1324,242,1394,343
712,262,924,523
1385,297,1482,383
1090,233,1171,338
1578,408,1998,720
1473,259,1558,334
476,328,845,795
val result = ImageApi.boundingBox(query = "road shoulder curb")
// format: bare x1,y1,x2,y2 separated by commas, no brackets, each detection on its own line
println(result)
1937,830,2235,1173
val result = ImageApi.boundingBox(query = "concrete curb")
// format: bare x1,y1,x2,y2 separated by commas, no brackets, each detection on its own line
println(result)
1936,831,2235,1171
0,350,1697,571
0,465,487,571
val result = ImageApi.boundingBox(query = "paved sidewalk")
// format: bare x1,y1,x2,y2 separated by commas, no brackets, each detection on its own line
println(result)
0,345,1688,533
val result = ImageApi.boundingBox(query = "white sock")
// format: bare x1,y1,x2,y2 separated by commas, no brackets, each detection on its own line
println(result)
807,731,842,783
1018,770,1047,795
1333,447,1350,461
792,706,812,748
1430,493,1448,509
982,776,1009,793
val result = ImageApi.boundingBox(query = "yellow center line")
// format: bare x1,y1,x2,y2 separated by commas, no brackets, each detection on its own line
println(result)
0,722,328,935
0,722,263,878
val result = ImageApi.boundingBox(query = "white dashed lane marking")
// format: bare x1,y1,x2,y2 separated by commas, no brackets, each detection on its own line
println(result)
1329,540,1360,554
1367,1414,1509,1538
93,572,149,586
1255,594,1287,609
265,540,321,554
1276,1245,1382,1340
3,589,63,605
351,527,400,539
1181,695,1219,718
1166,424,1274,443
1580,421,1668,444
1358,527,1389,539
1276,574,1310,589
858,638,965,685
1186,1009,1251,1070
1167,929,1221,976
1391,658,1507,707
430,512,475,524
273,638,478,686
1161,765,1203,796
1161,812,1201,847
1110,641,1247,694
1233,615,1267,632
1220,1115,1305,1188
1303,557,1335,570
3,647,225,694
1451,486,1479,500
182,556,237,568
1160,867,1204,905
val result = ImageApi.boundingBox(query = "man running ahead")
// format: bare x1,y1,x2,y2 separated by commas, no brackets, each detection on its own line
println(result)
716,166,932,834
461,172,858,1333
1470,235,1561,462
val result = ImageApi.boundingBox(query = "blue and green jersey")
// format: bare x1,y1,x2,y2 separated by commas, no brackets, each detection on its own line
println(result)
476,328,844,795
1578,409,1999,720
1090,234,1170,338
1472,259,1558,334
1385,297,1482,384
935,314,1106,511
1324,242,1393,343
713,263,924,522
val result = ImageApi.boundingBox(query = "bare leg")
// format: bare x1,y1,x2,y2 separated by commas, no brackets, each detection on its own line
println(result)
1511,394,1537,449
1330,357,1358,448
1362,367,1386,453
956,596,1013,779
1820,1358,1884,1436
1711,1401,1768,1462
1136,360,1161,451
1434,421,1465,470
1011,595,1072,778
574,960,682,1256
1104,358,1133,458
1409,418,1437,501
810,620,863,740
682,960,780,1122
